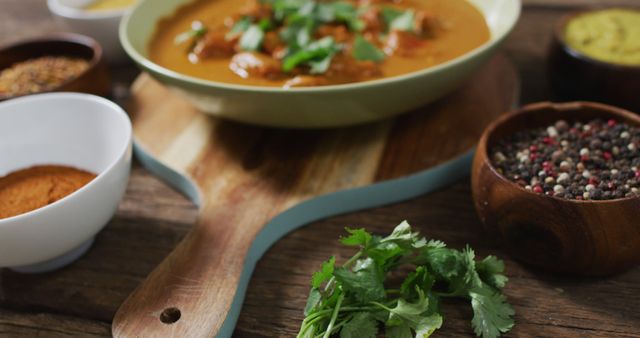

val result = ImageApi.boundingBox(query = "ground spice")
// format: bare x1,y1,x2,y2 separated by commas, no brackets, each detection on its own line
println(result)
0,165,97,220
0,56,90,98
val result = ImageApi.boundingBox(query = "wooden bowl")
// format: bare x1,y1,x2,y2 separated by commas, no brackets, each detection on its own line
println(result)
472,102,640,276
548,9,640,114
0,33,110,101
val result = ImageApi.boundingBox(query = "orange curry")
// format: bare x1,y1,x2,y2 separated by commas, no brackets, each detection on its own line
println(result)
150,0,490,88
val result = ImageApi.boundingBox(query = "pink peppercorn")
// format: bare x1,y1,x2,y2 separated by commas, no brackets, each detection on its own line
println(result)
533,185,543,194
608,119,617,127
603,152,613,160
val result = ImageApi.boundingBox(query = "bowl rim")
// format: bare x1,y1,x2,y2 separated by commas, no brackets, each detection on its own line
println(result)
119,0,522,93
0,92,132,224
480,101,640,205
0,33,105,101
554,7,640,71
47,0,132,20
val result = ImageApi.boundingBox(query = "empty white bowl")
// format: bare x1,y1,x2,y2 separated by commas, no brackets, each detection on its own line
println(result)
47,0,135,63
0,93,132,273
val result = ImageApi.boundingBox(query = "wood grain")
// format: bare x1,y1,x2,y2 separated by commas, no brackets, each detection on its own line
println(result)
472,102,640,276
1,1,640,337
113,56,518,337
0,309,110,337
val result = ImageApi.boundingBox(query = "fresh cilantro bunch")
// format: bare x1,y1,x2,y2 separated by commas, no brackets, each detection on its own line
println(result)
298,221,514,338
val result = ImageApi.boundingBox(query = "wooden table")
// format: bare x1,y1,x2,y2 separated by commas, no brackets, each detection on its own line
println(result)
1,1,639,337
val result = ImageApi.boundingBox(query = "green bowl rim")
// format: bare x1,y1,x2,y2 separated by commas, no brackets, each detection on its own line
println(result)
120,0,521,93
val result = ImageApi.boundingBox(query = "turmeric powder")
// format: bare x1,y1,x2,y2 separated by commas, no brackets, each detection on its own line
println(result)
0,165,97,220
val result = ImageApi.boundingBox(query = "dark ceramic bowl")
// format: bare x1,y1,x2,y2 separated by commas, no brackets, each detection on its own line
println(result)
0,33,110,101
472,101,640,276
548,8,640,114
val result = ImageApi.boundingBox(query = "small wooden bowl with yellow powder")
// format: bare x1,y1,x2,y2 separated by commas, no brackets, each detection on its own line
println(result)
549,8,640,113
0,93,132,273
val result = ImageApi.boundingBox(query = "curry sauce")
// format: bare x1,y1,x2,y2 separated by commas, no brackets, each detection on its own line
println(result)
149,0,490,87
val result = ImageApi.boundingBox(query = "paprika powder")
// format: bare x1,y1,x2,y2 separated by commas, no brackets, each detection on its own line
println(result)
0,165,97,220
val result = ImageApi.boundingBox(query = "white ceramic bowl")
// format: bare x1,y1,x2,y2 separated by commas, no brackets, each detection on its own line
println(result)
47,0,134,63
0,93,132,273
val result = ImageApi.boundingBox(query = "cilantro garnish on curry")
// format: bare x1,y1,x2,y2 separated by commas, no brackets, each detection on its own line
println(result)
150,0,490,88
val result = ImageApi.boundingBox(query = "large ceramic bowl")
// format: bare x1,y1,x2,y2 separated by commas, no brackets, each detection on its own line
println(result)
121,0,521,128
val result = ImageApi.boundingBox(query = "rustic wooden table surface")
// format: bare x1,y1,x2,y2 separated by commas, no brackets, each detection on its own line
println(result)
1,1,639,337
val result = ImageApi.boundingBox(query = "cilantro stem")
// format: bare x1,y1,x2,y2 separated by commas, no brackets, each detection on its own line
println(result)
342,251,363,267
323,251,363,293
370,301,393,312
304,305,382,324
314,317,350,338
322,293,344,338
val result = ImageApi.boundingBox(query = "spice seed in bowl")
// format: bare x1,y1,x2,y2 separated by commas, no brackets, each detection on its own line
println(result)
0,56,90,98
491,118,640,200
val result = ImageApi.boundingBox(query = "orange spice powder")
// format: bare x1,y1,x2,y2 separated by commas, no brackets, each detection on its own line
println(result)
0,165,97,220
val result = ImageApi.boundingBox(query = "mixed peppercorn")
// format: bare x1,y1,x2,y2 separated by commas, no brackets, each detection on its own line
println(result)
491,118,640,200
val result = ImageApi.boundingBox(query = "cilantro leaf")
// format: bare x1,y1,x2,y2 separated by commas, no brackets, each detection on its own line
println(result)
282,36,340,73
381,7,403,28
425,239,446,250
339,312,378,338
381,221,427,249
297,222,515,338
340,227,373,247
308,56,333,74
382,7,417,33
268,0,308,21
386,289,430,328
386,315,442,338
366,240,405,268
477,255,509,290
331,1,365,31
311,256,335,288
386,322,412,338
239,24,265,51
174,21,207,45
316,3,336,22
400,266,435,300
470,287,515,338
258,17,274,31
334,258,386,303
279,14,314,50
304,288,322,316
422,247,464,281
415,314,443,338
390,9,416,32
226,17,252,41
352,35,386,62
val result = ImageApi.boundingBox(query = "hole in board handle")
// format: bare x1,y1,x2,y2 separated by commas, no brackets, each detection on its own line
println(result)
160,307,181,324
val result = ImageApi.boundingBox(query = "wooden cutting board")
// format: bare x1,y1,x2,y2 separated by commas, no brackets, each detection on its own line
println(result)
112,55,518,337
